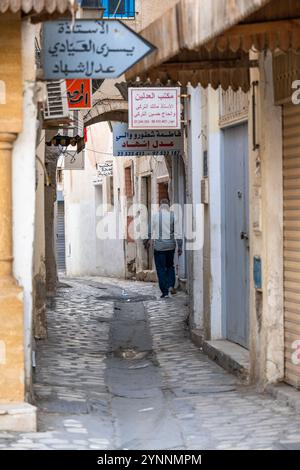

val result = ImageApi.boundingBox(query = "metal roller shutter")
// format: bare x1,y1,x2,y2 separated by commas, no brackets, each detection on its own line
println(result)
283,103,300,388
56,201,66,271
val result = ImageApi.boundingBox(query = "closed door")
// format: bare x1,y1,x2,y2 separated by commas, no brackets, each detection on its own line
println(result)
141,175,152,269
223,123,249,348
172,155,187,280
283,104,300,388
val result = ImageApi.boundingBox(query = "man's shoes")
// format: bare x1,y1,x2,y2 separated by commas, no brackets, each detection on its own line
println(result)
160,294,168,299
169,287,177,296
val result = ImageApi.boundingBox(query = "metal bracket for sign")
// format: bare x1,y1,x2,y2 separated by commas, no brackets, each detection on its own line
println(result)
180,93,191,127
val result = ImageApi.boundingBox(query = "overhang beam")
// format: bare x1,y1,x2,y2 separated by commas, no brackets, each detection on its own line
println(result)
223,18,300,37
157,59,259,72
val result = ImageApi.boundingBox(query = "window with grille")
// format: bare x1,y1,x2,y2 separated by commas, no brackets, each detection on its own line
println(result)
157,181,169,205
102,0,135,18
125,166,133,198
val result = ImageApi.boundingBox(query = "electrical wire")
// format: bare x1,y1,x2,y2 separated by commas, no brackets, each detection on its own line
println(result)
37,133,46,147
36,154,51,186
85,148,113,156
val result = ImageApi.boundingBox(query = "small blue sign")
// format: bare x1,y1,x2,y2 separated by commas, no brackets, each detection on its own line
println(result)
43,20,155,79
253,256,262,290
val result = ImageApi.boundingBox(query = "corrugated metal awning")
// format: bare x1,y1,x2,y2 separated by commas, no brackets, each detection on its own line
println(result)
0,0,74,14
126,0,300,91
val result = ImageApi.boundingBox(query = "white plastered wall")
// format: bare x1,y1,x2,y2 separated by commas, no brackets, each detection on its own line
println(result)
12,20,37,395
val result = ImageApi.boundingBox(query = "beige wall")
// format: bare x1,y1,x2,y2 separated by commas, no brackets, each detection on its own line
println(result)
63,121,126,278
0,14,37,431
112,0,179,31
249,51,284,388
136,0,180,30
33,130,46,340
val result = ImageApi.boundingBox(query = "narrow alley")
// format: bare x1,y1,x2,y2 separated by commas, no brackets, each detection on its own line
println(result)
1,278,300,451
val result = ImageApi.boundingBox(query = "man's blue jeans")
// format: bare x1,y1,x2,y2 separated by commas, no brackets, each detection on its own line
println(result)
154,249,175,296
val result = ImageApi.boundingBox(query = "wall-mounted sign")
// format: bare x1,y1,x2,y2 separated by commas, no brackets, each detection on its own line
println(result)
66,79,92,109
113,123,183,157
43,20,155,79
64,149,85,170
97,161,113,176
128,87,181,130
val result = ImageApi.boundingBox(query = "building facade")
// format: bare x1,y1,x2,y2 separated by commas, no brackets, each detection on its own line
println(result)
125,0,300,392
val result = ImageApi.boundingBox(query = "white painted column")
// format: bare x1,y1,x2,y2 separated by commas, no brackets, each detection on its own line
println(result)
186,85,204,329
207,86,223,339
13,20,38,396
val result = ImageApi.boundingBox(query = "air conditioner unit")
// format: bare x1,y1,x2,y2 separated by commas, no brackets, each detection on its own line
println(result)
43,80,69,121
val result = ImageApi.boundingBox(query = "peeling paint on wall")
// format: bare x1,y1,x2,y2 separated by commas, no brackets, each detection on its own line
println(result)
0,80,6,104
0,340,6,365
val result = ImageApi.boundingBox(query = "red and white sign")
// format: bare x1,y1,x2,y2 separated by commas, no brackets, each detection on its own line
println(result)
128,87,181,130
66,79,92,110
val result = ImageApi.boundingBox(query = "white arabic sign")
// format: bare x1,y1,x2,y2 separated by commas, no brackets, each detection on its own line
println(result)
43,20,154,79
93,173,103,185
97,161,113,176
128,87,181,130
113,123,183,157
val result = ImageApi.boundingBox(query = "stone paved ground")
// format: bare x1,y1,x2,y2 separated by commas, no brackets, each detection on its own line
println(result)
1,277,300,450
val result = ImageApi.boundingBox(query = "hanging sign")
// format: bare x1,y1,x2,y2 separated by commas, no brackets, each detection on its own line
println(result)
128,87,181,130
66,79,92,109
113,123,183,157
43,20,155,79
97,161,113,176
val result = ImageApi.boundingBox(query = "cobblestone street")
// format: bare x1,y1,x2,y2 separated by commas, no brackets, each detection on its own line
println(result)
1,277,300,450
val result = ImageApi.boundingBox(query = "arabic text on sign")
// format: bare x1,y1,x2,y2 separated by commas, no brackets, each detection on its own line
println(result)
113,123,183,157
128,87,181,130
66,79,92,109
43,20,154,79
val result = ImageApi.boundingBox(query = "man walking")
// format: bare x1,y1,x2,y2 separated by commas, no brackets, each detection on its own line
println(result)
145,199,183,298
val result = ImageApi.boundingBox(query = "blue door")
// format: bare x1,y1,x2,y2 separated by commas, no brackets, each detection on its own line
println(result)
223,123,249,348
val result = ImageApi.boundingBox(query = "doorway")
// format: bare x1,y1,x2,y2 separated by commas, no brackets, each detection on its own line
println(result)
172,156,187,280
141,175,152,270
223,122,249,348
95,183,103,272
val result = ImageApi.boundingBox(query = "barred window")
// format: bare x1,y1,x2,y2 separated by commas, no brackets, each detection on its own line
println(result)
102,0,135,18
109,0,125,15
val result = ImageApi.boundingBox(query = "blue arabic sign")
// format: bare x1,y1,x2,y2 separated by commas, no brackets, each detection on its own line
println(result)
113,123,184,157
42,20,155,79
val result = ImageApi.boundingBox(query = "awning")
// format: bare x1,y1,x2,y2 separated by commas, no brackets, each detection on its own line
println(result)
126,0,300,91
0,0,74,14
